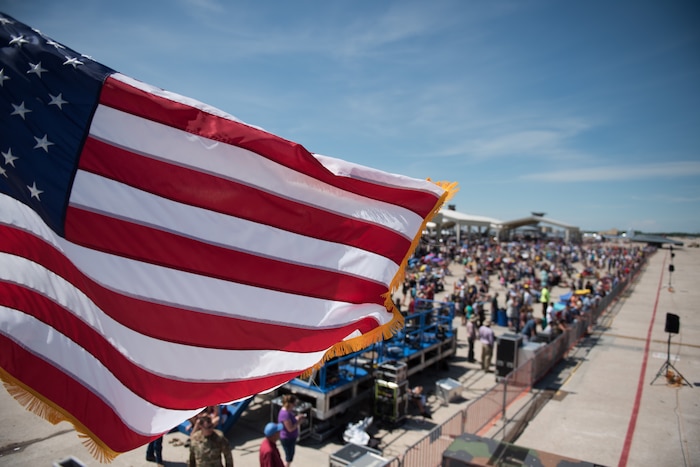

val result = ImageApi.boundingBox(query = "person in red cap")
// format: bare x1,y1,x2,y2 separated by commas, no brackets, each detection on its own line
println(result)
260,422,285,467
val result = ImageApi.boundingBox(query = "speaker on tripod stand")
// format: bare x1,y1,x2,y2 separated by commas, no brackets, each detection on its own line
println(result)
650,313,691,387
668,245,675,291
665,313,679,334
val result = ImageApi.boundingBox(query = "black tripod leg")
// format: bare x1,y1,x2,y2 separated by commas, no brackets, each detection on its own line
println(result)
650,361,670,385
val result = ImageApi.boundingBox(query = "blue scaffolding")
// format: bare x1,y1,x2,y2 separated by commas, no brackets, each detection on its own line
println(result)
279,298,457,440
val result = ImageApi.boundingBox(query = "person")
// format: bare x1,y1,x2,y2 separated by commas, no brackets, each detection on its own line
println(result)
146,436,164,466
187,406,222,438
540,286,550,316
188,415,234,467
408,385,432,419
278,394,306,467
506,294,517,331
479,319,495,372
490,293,499,324
522,285,533,308
205,405,222,428
545,301,554,328
465,304,474,321
521,317,541,343
466,315,477,363
260,422,285,467
550,314,568,339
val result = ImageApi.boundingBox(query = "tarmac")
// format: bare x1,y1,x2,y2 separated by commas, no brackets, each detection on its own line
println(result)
1,241,698,467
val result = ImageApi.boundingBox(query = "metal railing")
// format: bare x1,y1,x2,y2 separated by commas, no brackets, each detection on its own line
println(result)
400,410,466,467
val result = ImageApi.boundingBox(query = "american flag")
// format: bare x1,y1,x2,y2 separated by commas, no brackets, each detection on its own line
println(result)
0,13,453,458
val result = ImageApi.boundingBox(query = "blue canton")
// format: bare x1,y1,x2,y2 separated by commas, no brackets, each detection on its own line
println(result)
0,12,113,235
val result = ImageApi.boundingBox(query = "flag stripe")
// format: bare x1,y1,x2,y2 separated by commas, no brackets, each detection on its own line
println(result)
0,282,314,408
2,198,392,332
89,103,424,241
1,225,382,352
78,136,413,263
69,168,399,287
65,207,389,304
0,332,158,452
100,74,443,217
0,309,250,441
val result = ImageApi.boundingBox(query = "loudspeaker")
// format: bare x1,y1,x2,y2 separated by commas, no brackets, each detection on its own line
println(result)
665,313,679,334
496,334,522,377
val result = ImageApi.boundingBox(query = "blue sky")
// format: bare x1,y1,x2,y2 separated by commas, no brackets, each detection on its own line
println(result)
4,1,699,233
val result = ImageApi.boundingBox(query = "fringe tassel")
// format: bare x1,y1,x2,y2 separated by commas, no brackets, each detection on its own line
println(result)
77,432,118,464
305,179,459,372
0,368,119,463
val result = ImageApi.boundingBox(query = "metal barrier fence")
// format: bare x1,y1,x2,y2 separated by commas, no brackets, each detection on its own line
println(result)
395,253,650,467
529,270,635,384
400,409,466,467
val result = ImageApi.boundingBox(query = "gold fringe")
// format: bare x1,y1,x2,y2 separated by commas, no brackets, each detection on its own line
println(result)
0,368,120,463
302,179,459,373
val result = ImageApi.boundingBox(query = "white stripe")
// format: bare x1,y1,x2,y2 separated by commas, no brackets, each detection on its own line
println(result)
89,103,425,238
70,170,398,284
61,240,391,327
111,73,444,196
1,194,392,328
0,253,335,380
314,153,446,195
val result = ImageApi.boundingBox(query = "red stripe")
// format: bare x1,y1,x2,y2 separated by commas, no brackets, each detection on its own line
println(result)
0,282,309,408
0,333,152,452
99,76,442,217
618,253,666,467
1,225,382,351
79,137,411,262
64,207,388,305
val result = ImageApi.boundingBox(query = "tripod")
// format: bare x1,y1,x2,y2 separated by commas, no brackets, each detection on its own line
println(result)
650,333,692,387
668,247,675,291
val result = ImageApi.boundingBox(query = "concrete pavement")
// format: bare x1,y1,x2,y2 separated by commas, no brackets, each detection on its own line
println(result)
512,244,699,467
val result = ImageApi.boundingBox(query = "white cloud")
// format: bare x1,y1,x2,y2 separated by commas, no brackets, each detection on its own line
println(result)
521,161,700,182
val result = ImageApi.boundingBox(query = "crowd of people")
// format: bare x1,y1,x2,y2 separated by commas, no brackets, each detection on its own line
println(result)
147,234,651,466
151,396,307,466
399,234,651,371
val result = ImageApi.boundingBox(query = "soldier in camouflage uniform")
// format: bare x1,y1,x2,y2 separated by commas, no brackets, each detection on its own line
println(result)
188,415,234,467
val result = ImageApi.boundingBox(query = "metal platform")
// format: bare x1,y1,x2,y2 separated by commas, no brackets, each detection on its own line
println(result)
279,298,458,441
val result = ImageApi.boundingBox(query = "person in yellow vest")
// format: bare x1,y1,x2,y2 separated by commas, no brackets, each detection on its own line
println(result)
540,286,550,317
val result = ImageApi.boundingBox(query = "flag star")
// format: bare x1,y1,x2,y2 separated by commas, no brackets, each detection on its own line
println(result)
34,134,54,152
0,166,6,178
2,148,18,167
27,182,43,200
46,39,65,50
0,17,13,26
9,34,29,47
63,56,84,68
27,62,48,78
0,68,10,87
48,93,69,109
11,102,32,119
